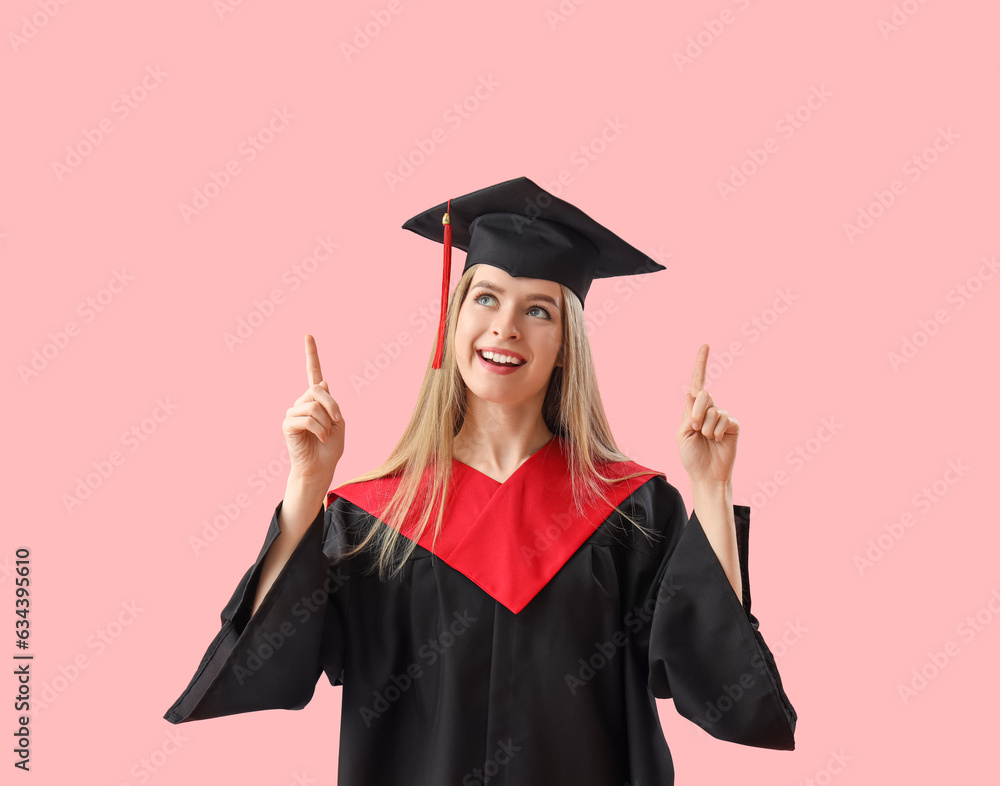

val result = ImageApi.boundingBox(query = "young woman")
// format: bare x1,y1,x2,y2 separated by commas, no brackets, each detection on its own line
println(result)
164,177,797,785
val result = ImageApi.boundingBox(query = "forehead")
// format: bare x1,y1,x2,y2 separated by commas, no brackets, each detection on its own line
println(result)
471,264,561,295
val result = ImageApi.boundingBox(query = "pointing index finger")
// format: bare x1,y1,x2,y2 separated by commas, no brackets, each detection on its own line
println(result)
305,334,323,387
688,343,709,398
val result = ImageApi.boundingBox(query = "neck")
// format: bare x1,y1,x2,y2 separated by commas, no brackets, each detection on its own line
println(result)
453,393,554,478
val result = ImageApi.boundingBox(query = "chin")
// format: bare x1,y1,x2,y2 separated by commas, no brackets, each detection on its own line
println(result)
461,375,548,409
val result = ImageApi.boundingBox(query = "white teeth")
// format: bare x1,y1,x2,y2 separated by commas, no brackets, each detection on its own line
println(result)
481,350,524,366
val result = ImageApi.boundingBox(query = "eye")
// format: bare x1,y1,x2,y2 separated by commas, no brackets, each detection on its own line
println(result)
472,291,552,319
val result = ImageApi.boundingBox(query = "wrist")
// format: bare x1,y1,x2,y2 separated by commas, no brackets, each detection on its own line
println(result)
286,470,335,501
690,476,732,492
690,477,733,503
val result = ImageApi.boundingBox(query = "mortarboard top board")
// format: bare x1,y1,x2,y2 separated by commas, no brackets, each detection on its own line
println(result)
401,175,666,368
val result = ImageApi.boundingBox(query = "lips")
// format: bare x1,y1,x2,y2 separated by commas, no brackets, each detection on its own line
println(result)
476,347,526,363
478,350,524,367
475,349,525,375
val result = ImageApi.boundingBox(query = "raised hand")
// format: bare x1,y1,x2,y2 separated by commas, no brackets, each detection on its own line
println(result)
675,344,740,485
282,334,344,487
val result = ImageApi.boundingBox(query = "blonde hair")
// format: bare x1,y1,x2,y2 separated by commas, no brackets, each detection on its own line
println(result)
335,263,658,580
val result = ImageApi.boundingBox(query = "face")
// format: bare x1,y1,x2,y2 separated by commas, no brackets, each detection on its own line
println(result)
454,264,564,408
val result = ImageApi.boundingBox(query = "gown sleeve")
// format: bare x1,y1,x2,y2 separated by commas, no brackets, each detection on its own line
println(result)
643,478,797,750
163,497,352,723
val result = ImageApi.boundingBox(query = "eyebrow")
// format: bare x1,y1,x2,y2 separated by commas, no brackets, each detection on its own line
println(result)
470,280,561,310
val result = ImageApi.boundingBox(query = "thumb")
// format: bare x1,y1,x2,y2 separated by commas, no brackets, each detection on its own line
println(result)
319,380,329,391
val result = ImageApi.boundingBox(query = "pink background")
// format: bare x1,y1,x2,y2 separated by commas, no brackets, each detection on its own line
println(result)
4,1,998,783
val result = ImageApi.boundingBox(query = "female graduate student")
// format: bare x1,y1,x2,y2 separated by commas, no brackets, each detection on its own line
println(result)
164,176,797,785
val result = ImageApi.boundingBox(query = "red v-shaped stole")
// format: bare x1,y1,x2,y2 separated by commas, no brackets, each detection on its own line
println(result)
326,437,664,614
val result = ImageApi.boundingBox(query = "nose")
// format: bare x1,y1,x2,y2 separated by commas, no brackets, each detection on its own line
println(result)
490,310,520,339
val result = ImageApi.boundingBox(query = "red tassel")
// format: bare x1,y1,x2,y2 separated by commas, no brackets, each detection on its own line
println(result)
432,199,452,370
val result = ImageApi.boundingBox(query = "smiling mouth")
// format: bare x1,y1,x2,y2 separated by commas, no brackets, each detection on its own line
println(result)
477,350,525,367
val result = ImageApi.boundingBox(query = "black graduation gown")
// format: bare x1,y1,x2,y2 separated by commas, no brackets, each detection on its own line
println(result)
164,437,796,785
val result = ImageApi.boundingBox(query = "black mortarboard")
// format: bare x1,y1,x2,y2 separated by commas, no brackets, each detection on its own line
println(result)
401,176,666,368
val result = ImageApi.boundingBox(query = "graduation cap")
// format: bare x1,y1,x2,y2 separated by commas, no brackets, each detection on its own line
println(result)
401,176,666,368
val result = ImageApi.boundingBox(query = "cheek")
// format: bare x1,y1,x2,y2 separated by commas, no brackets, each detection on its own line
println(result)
532,325,562,357
453,316,477,358
455,306,487,340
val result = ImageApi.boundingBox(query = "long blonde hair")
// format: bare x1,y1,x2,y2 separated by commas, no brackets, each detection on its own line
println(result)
335,263,658,580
